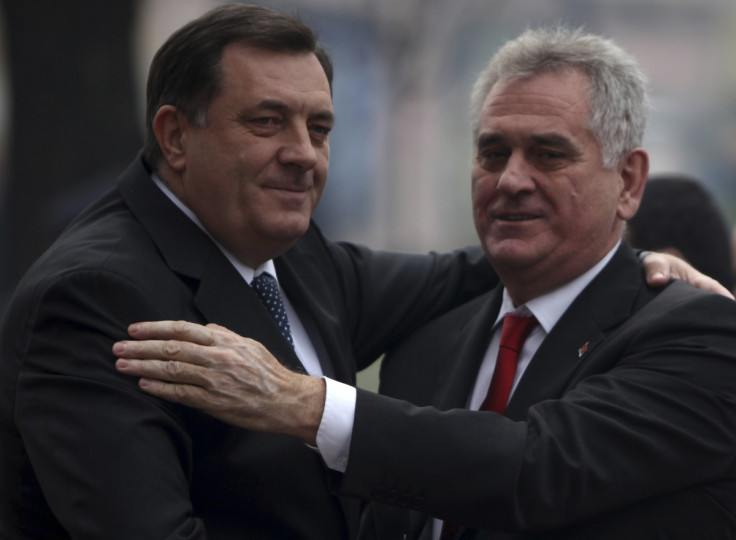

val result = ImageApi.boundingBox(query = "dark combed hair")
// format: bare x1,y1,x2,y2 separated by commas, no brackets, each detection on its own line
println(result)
627,174,734,290
141,3,333,167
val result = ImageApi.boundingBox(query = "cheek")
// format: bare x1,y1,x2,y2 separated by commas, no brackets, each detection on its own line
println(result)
314,163,329,196
471,171,496,212
471,191,492,238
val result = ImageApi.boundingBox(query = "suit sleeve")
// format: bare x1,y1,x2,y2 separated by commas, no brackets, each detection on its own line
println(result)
338,292,736,532
328,241,498,367
12,270,206,539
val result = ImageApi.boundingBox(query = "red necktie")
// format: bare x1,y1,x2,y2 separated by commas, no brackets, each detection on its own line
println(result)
440,313,538,540
480,313,538,413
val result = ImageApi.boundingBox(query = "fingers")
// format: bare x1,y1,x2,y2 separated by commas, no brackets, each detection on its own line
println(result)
115,320,258,367
114,355,212,407
115,357,201,384
113,338,215,367
688,275,734,299
642,251,734,299
640,252,670,285
205,322,241,338
127,320,218,345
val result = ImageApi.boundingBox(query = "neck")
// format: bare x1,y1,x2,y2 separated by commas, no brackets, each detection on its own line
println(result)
501,238,623,306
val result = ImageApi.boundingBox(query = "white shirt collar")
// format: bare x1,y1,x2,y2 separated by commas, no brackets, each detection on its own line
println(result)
495,240,621,334
150,173,276,285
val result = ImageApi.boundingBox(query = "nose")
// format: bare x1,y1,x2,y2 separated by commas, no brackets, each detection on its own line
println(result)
496,152,536,195
278,126,319,171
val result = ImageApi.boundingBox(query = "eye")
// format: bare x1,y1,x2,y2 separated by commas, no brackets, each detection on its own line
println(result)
246,116,282,136
309,123,333,145
477,147,509,170
253,117,276,126
531,148,573,170
310,124,331,136
540,149,563,159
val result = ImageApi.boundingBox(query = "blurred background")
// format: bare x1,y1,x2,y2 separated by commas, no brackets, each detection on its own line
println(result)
1,0,735,350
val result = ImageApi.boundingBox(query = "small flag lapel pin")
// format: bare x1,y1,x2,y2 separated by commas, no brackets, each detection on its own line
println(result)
578,342,589,358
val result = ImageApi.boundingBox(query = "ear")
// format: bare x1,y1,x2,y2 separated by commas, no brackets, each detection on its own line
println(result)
616,148,649,220
152,105,189,173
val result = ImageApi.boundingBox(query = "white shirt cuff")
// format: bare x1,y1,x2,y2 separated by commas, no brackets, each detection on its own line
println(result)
316,377,356,473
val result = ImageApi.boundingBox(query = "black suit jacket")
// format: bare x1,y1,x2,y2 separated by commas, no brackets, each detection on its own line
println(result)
341,242,736,539
0,157,494,539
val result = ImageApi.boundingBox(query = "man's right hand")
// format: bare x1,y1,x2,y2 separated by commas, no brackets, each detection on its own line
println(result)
113,321,325,445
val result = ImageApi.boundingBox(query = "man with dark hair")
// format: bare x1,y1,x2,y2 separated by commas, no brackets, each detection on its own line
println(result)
140,3,334,168
114,27,736,539
0,5,495,539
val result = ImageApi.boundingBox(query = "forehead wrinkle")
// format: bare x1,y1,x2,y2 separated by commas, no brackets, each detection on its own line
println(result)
488,86,583,106
485,75,592,123
480,104,591,148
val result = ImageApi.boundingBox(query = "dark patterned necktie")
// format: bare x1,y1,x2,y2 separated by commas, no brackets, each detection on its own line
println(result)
251,273,294,348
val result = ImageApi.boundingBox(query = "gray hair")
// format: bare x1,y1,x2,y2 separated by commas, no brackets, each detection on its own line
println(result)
470,27,649,169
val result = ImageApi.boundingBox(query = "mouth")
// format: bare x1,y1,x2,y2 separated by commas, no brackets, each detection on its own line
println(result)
263,185,312,208
263,182,311,194
494,209,541,223
269,186,308,193
498,213,537,222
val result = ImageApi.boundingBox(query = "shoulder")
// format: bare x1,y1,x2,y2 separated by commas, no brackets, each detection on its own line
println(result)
635,279,736,330
7,193,180,326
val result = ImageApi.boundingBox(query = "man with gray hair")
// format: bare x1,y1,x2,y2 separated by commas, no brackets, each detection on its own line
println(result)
114,27,736,538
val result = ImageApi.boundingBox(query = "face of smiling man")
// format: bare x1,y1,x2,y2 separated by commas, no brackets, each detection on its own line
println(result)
154,44,334,268
471,68,647,304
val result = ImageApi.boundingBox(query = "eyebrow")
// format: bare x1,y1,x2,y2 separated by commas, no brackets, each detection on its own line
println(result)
255,99,335,123
477,132,580,154
529,133,578,153
476,133,504,148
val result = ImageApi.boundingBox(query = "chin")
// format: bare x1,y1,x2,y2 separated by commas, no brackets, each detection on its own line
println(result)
485,240,539,269
270,215,312,242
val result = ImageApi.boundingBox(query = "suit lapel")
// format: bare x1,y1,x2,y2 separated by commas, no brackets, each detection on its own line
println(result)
434,289,504,410
116,157,304,372
275,244,351,382
505,243,643,420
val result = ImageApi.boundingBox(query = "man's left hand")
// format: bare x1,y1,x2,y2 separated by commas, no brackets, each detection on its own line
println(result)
641,251,733,299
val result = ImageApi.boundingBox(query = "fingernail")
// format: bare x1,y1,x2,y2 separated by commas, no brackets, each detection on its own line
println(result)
116,359,129,369
129,323,141,335
112,342,126,354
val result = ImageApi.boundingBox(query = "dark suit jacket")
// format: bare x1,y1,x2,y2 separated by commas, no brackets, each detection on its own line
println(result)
341,242,736,539
0,156,494,539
